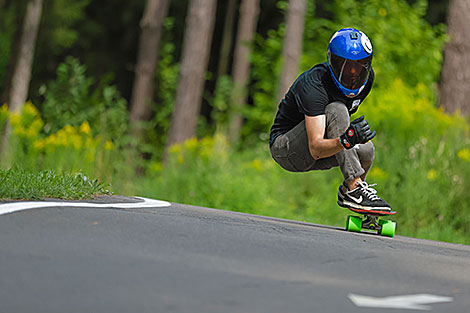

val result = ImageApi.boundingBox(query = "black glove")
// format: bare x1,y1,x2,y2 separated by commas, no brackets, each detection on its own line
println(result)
340,115,376,149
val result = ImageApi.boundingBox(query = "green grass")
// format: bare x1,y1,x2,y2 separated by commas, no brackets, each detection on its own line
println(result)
114,134,470,245
0,166,111,200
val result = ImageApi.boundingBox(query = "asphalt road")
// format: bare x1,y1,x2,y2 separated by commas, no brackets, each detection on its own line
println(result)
0,200,469,312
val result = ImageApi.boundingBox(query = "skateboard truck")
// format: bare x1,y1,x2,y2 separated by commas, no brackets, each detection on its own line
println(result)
362,215,381,231
345,208,397,237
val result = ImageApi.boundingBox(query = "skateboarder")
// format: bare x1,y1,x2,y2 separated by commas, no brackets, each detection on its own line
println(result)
269,28,391,212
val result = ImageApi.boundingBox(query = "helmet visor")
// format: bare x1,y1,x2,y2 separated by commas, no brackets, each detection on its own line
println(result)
329,53,372,90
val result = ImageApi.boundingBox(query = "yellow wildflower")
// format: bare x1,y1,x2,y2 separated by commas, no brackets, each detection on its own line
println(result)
33,140,45,151
427,169,438,181
80,121,91,135
23,101,39,117
150,161,163,173
200,137,215,159
169,144,182,155
250,159,263,171
184,137,199,152
9,113,21,128
46,134,57,146
64,124,75,135
457,148,470,162
104,140,114,151
369,167,388,180
0,103,8,119
72,135,82,150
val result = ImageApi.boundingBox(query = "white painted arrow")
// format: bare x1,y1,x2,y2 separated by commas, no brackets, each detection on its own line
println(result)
348,293,453,310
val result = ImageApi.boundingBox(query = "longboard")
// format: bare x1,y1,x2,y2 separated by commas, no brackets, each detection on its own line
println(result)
345,207,397,237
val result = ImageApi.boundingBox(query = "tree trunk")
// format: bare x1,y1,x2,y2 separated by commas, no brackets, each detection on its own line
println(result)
440,0,470,116
277,0,306,102
216,0,237,78
8,0,42,112
1,0,42,157
228,0,259,142
165,0,217,151
1,0,26,105
130,0,169,132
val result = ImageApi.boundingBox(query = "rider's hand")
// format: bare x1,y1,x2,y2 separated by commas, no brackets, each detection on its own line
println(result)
339,115,376,149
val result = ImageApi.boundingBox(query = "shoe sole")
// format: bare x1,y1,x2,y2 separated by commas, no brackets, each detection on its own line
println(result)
348,206,397,215
341,200,392,212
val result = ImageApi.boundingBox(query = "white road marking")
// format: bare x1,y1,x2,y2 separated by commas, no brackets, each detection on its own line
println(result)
348,293,454,310
0,197,171,215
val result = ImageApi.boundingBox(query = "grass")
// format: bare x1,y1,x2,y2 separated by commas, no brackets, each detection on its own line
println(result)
0,166,111,201
114,134,470,245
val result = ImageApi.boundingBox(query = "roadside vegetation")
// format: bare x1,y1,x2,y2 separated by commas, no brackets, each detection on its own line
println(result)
0,167,110,200
1,0,469,244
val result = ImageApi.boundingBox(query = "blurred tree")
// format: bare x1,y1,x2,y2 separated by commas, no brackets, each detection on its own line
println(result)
0,0,27,104
165,0,217,153
440,0,470,115
29,0,90,101
1,0,90,105
278,0,306,102
210,0,237,134
1,0,43,155
229,0,260,143
216,0,238,78
130,0,169,138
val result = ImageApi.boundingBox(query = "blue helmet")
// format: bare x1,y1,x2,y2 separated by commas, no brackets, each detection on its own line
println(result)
327,28,373,98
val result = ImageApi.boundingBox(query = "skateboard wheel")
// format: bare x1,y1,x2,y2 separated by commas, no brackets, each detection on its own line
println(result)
379,220,396,237
346,216,362,232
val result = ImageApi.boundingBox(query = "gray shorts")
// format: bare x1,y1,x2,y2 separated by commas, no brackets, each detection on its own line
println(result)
270,101,375,183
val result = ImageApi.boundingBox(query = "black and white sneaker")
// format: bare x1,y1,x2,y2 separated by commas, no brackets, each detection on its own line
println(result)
337,181,391,212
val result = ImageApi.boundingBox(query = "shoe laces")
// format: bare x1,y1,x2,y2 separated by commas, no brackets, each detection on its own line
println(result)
358,181,380,201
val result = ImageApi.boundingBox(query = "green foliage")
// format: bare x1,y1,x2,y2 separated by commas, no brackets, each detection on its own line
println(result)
359,80,470,243
250,27,283,138
133,100,470,244
212,75,234,133
2,0,468,246
40,57,93,132
134,135,341,222
0,166,110,200
3,101,121,180
249,0,446,141
39,0,91,55
142,17,179,159
331,0,446,88
129,3,469,244
0,1,22,88
40,56,128,142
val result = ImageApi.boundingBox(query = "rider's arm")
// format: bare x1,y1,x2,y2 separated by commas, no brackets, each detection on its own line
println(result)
305,114,344,160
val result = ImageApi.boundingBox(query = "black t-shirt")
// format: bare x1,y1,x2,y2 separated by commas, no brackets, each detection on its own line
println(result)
269,62,374,147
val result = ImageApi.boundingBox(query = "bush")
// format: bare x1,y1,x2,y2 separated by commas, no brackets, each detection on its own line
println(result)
131,78,470,244
39,56,129,144
2,101,125,183
361,80,470,243
249,0,446,140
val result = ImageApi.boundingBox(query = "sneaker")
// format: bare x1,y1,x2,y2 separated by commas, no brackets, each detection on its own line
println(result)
338,181,391,211
337,184,346,207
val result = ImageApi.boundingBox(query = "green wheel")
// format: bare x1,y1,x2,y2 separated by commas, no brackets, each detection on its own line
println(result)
346,216,362,232
379,220,396,237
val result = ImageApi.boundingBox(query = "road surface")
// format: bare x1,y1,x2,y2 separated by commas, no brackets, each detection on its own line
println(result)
0,198,468,312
